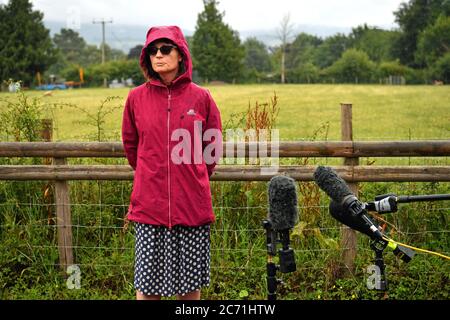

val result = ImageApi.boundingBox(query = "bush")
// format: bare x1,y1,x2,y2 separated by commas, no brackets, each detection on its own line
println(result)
404,68,430,85
61,60,145,87
287,63,320,83
431,52,450,84
324,49,377,83
242,68,263,83
60,64,84,83
378,60,410,78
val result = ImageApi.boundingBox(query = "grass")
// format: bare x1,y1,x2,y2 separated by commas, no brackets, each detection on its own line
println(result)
0,84,449,300
0,84,449,141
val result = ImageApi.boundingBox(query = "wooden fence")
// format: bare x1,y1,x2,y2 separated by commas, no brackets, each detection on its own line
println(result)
0,104,449,274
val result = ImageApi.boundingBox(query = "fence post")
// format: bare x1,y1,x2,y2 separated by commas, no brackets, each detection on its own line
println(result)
53,157,74,272
40,119,53,143
340,103,358,275
40,119,55,228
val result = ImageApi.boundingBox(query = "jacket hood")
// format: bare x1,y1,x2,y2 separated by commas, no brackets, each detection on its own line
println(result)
139,26,192,85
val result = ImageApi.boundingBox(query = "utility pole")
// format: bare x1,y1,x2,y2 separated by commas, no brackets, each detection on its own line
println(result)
93,18,113,87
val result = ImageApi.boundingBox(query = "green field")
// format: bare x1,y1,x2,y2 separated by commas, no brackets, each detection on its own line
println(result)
0,84,449,300
1,84,449,141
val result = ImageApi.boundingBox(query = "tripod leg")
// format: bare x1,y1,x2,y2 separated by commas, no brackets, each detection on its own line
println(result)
267,261,277,300
374,252,388,291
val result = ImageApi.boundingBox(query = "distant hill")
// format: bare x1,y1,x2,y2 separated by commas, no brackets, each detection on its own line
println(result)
237,25,353,48
45,21,152,54
44,20,356,54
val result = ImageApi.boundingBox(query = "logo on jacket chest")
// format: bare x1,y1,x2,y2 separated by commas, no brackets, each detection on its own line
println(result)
180,108,197,120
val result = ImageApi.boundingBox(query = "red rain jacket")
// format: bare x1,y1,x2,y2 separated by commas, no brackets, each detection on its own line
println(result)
122,26,222,228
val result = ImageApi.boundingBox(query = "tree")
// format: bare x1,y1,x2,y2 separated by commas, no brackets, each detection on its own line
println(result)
285,33,322,70
192,0,245,83
50,28,126,80
314,33,351,69
0,0,57,86
243,37,272,72
105,45,126,62
242,37,272,83
49,28,87,76
276,13,295,83
393,0,450,67
416,14,450,67
350,24,399,62
128,45,144,60
432,52,450,83
53,28,87,64
325,49,376,83
288,62,320,84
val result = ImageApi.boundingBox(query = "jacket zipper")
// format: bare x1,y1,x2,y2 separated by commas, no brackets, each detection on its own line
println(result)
167,87,172,229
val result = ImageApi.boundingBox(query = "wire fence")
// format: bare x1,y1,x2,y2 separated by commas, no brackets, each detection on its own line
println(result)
0,176,448,300
1,200,448,267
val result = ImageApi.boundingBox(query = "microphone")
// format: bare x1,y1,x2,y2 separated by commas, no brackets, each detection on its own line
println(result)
268,175,299,231
329,200,373,237
329,201,414,262
313,166,383,240
316,167,415,262
266,175,298,274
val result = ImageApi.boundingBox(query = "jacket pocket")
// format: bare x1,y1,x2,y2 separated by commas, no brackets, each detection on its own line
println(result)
193,163,211,207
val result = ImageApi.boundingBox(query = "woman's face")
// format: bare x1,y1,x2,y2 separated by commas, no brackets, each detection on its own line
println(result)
149,41,182,77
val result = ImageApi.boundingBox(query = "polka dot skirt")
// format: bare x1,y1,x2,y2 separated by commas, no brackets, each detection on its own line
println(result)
134,222,211,297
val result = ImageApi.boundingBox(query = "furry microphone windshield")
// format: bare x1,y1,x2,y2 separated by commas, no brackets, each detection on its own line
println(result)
268,175,299,230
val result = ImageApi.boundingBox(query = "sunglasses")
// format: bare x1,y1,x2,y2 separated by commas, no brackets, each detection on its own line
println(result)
147,44,178,56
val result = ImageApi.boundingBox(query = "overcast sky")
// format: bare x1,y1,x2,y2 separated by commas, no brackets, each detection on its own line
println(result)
22,0,406,31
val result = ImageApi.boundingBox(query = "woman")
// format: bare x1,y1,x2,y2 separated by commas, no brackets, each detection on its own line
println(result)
121,26,222,300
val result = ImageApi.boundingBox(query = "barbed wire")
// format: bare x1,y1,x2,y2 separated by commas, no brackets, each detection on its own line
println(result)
26,263,450,274
0,202,448,211
2,223,449,237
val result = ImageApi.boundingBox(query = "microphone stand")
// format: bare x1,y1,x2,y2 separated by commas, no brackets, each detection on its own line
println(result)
262,220,280,300
363,193,449,292
262,220,297,300
369,239,389,292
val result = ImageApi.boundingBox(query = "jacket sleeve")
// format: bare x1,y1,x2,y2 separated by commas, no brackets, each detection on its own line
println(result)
203,91,223,178
122,92,138,171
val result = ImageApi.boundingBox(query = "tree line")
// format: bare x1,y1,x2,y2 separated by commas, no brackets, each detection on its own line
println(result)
0,0,449,88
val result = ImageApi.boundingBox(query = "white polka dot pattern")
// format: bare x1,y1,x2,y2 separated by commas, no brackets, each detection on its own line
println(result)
134,222,211,297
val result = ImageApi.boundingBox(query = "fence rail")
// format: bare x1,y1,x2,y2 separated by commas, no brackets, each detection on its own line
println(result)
0,164,449,181
0,140,449,158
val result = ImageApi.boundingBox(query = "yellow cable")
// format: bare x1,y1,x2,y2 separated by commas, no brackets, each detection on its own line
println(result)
382,236,450,261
